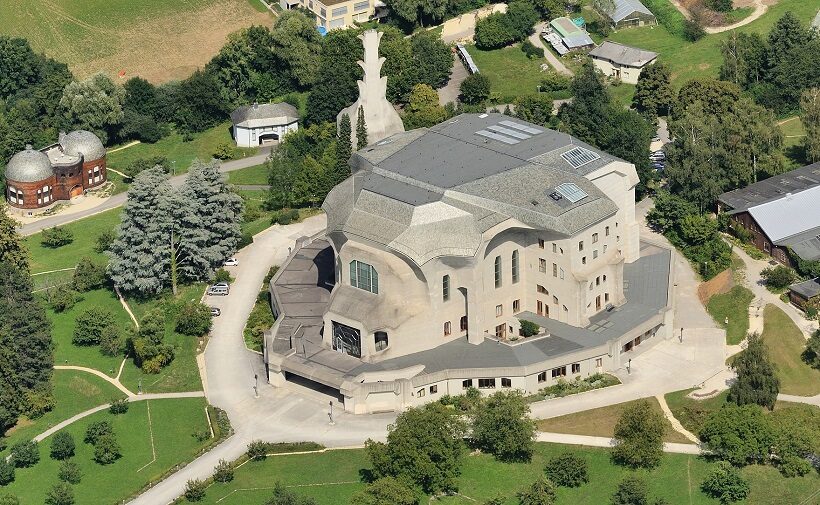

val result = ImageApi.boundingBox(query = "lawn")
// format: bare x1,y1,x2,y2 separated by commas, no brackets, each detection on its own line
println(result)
760,304,820,396
228,164,270,185
664,389,730,436
464,44,549,102
0,0,270,82
24,208,121,274
192,442,819,505
535,397,692,444
780,115,808,168
705,285,754,344
1,398,213,504
47,288,135,375
607,0,819,89
107,123,258,176
1,370,123,450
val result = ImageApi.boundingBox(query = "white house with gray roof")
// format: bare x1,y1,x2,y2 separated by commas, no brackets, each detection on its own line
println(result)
264,113,675,414
230,102,299,147
589,41,658,84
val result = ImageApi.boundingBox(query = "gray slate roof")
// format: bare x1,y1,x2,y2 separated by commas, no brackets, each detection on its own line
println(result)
231,102,299,128
323,113,624,266
718,162,820,213
4,147,54,183
60,130,106,161
589,41,658,67
790,278,820,299
604,0,655,23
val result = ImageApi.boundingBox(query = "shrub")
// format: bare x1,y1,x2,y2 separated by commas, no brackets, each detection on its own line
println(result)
109,397,129,414
184,479,207,502
212,142,238,160
0,459,15,485
99,325,122,356
48,285,80,313
519,319,539,337
460,73,491,105
706,0,732,11
72,307,116,346
84,420,113,444
50,432,76,460
9,441,39,468
44,483,74,505
21,388,54,419
71,257,107,292
760,265,795,290
41,226,74,248
611,475,648,505
213,459,234,483
93,433,122,465
273,208,300,225
683,19,705,41
248,439,268,460
58,460,82,484
212,268,232,284
0,494,19,505
521,40,544,59
804,330,820,369
123,156,170,179
544,452,589,488
517,476,556,505
175,301,213,336
94,229,117,253
701,461,749,503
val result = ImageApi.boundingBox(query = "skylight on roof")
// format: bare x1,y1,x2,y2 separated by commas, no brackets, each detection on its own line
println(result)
555,182,588,203
561,147,600,169
476,130,519,145
498,120,543,135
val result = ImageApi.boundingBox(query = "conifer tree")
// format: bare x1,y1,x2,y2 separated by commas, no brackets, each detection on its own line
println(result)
333,113,353,187
356,105,368,150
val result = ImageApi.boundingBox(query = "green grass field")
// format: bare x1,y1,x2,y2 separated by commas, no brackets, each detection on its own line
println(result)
664,389,730,436
193,442,819,505
760,304,820,396
1,370,123,450
535,397,692,444
608,0,818,88
1,398,212,504
107,123,257,176
780,116,808,168
47,288,135,375
706,285,754,345
0,0,270,82
228,164,269,185
465,44,548,102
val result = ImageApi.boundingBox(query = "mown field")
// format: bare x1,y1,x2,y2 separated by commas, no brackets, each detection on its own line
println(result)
0,0,271,82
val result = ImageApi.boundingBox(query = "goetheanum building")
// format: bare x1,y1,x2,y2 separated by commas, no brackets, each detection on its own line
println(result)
265,113,675,413
4,130,107,216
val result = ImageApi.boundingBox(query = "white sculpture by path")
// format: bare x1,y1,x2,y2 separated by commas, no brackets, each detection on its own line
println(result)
336,29,405,147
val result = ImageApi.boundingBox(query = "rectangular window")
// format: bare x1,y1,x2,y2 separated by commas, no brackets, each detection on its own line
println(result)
592,233,598,243
460,316,468,331
442,274,450,302
462,379,473,389
537,285,548,294
552,263,557,277
538,371,547,382
593,250,598,259
429,385,438,394
513,299,520,313
552,295,558,305
560,268,564,280
495,304,503,317
596,276,600,286
354,0,369,11
331,6,347,16
320,7,326,16
374,331,388,351
551,366,567,378
579,241,584,251
582,257,587,265
617,235,620,242
501,378,512,388
494,256,502,288
603,245,607,253
495,324,505,339
350,260,378,293
595,358,603,368
329,17,344,28
552,243,557,253
444,321,451,336
605,292,610,302
417,388,425,397
511,250,519,284
605,226,610,236
571,363,580,374
538,239,545,249
539,258,547,273
478,378,496,389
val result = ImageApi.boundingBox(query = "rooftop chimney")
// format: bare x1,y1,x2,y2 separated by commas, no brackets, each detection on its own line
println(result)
25,144,33,150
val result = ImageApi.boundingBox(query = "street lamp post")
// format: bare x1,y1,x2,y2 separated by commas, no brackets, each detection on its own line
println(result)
627,358,632,375
253,374,259,398
328,401,335,425
171,160,176,176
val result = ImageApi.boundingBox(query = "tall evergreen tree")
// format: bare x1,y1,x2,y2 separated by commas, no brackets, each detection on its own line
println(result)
356,106,368,150
107,167,174,296
333,113,353,187
728,333,779,410
177,160,244,282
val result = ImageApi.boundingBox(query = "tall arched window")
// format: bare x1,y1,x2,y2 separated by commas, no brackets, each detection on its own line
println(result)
442,275,450,301
511,250,519,284
494,256,502,288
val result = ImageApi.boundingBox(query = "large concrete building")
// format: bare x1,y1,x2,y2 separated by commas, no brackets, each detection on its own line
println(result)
279,0,387,30
4,130,107,216
265,113,674,413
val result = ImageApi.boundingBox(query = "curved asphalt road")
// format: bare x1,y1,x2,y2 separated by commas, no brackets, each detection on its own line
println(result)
19,148,272,236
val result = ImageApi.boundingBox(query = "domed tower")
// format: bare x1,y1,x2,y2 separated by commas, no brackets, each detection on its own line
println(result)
4,146,57,214
58,130,107,191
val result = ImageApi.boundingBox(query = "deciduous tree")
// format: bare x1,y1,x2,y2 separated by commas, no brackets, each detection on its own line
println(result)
517,477,556,505
471,391,535,462
350,476,419,505
72,307,116,346
50,432,75,460
403,84,447,129
544,452,589,488
44,483,74,505
612,399,665,468
728,333,779,410
800,87,820,163
633,62,673,117
59,73,124,144
0,205,27,272
700,404,774,466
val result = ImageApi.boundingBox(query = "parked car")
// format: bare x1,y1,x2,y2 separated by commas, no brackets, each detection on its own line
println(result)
223,258,239,266
651,162,665,170
651,135,661,142
207,283,229,296
210,307,221,316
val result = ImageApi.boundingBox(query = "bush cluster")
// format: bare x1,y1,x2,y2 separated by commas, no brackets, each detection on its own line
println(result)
41,226,74,248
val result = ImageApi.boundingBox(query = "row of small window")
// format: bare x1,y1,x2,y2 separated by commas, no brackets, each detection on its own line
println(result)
461,378,513,390
493,251,519,289
495,300,521,317
88,167,102,185
7,186,53,205
578,227,610,251
443,317,468,336
539,259,564,278
536,361,604,382
588,275,607,290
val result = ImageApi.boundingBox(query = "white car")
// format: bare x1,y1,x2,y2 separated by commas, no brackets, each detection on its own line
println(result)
223,258,239,266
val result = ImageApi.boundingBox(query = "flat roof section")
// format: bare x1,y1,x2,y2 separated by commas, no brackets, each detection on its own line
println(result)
718,162,820,213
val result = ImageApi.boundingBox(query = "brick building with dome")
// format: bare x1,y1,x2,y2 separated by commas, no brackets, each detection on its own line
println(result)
4,130,107,216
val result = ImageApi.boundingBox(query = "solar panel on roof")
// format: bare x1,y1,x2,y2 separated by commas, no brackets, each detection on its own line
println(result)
555,182,588,203
475,130,519,145
486,125,531,139
561,146,600,169
498,120,543,135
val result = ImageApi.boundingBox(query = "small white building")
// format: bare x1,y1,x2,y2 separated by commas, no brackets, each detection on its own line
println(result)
230,102,300,148
588,41,658,85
